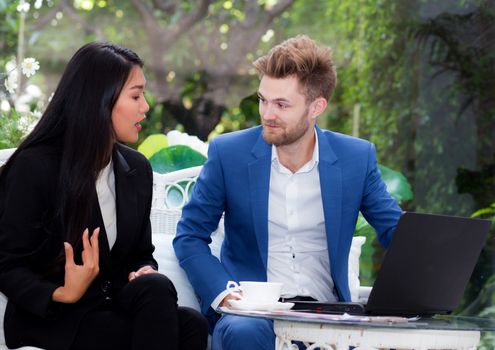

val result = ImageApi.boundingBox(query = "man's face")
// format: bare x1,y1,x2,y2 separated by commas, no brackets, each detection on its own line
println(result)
258,75,313,146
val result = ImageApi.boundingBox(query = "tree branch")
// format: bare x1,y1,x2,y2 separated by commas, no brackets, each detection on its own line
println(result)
130,0,162,36
30,2,64,31
167,0,212,44
267,0,294,19
241,0,259,28
225,0,295,71
152,0,177,14
190,35,210,65
31,0,103,37
62,0,104,38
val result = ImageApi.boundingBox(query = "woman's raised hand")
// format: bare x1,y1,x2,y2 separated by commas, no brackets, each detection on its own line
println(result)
52,228,100,303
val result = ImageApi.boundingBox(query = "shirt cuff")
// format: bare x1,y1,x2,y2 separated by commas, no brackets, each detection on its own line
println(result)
211,289,232,310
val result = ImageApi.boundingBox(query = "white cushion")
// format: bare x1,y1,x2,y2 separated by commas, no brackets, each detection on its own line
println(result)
349,236,366,302
153,233,201,309
152,230,223,309
0,292,6,347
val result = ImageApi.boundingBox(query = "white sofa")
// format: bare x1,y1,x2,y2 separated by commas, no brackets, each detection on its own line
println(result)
0,149,369,350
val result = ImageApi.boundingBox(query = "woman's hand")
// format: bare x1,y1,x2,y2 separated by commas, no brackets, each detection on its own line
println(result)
128,265,158,281
52,228,100,303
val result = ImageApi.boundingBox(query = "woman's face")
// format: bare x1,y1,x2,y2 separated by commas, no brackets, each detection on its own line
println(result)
111,66,149,144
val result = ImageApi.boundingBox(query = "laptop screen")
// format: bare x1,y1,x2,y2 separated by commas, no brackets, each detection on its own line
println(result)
365,212,491,316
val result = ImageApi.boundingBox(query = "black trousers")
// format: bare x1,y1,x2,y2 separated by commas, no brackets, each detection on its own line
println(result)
70,274,208,350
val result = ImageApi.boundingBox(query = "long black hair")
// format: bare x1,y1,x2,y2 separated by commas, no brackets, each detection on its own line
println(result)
2,42,143,249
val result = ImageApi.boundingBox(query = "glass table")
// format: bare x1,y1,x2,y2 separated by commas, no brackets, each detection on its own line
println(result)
219,308,495,350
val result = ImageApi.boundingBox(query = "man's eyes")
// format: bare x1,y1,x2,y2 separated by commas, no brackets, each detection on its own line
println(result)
258,98,288,109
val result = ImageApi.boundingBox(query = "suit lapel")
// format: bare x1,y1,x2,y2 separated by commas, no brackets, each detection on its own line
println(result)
248,132,272,271
316,127,343,267
90,190,112,275
111,145,138,261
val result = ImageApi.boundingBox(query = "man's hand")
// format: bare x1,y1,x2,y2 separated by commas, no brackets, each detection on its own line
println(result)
220,293,242,307
52,228,100,303
128,265,158,281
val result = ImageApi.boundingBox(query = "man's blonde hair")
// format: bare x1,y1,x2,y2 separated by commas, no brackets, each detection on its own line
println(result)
253,35,337,102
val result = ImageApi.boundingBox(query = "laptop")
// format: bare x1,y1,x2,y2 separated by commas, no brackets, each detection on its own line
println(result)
292,212,491,316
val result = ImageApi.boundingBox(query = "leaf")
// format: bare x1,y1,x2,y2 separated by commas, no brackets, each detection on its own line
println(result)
471,203,495,218
479,305,495,318
137,134,168,159
378,164,413,203
149,145,207,174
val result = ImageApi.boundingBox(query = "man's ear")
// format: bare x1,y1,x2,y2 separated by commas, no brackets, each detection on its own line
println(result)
310,97,327,119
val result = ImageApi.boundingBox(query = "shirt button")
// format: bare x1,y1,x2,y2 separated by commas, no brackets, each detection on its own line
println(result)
101,280,112,293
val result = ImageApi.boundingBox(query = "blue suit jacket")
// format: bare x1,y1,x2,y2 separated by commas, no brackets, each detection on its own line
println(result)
174,126,401,320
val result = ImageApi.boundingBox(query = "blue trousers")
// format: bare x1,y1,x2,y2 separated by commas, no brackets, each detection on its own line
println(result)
212,315,275,350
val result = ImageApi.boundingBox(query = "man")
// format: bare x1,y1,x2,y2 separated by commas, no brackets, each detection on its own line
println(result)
173,35,402,350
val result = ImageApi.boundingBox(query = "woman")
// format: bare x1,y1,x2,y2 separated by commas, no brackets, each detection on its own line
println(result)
0,42,207,350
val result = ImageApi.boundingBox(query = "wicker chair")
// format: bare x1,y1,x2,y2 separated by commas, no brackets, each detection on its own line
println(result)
151,165,224,237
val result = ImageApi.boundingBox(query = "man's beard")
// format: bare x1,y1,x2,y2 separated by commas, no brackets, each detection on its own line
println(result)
262,110,311,146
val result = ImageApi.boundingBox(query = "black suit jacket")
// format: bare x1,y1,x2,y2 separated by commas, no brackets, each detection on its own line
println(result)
0,143,157,350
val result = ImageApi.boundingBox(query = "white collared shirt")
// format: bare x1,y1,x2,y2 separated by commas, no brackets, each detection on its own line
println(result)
96,160,117,249
267,131,337,302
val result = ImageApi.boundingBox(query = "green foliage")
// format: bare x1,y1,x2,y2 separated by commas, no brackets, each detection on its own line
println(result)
378,165,413,203
238,93,261,128
413,2,495,215
478,332,495,350
0,109,34,149
0,0,19,67
472,203,495,223
210,93,260,138
149,145,207,174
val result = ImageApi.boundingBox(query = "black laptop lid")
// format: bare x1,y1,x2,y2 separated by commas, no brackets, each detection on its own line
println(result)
366,212,491,316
